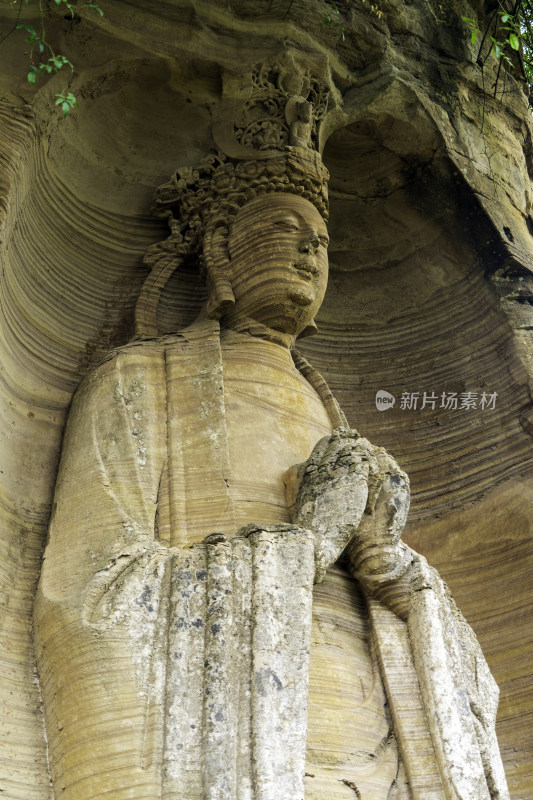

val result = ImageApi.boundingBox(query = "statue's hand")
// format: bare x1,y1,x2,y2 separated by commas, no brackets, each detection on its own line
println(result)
346,447,411,593
285,429,380,582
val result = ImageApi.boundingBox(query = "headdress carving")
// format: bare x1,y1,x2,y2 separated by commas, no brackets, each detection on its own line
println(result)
135,52,335,337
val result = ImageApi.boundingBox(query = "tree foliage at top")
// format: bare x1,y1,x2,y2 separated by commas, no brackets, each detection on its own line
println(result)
3,0,533,114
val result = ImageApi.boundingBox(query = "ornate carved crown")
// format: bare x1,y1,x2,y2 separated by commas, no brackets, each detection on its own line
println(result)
135,53,335,337
152,148,329,235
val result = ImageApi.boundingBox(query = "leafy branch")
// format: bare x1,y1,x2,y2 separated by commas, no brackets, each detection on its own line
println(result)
462,1,533,100
518,0,533,89
1,0,103,114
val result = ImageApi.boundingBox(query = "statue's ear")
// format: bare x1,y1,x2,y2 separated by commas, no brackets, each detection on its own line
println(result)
203,222,235,320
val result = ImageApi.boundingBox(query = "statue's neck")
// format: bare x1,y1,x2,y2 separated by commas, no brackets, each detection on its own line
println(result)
219,324,295,370
219,314,296,350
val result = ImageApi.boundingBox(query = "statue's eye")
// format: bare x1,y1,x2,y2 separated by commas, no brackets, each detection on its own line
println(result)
274,219,299,231
318,235,329,248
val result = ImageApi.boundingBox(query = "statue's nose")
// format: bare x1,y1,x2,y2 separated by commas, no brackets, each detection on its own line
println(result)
299,234,320,254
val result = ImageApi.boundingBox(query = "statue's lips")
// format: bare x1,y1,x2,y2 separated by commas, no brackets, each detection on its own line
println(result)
291,261,318,279
286,261,320,305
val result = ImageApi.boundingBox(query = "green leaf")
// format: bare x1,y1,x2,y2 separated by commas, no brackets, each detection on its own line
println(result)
471,30,477,44
501,14,510,23
27,71,36,84
54,91,79,116
323,14,331,25
510,33,520,50
16,24,36,35
495,43,502,58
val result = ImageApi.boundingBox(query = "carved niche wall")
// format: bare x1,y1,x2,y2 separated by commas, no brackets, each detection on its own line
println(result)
0,2,532,799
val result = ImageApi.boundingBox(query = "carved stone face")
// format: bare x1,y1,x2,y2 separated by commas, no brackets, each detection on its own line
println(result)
225,193,329,338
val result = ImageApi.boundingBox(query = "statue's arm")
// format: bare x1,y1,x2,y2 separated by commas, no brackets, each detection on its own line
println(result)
39,343,169,604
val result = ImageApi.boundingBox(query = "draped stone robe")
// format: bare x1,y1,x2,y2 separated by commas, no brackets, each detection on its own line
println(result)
34,320,508,800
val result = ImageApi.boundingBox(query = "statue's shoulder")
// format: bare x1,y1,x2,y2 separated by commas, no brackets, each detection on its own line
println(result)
75,333,188,396
93,334,180,367
79,323,219,390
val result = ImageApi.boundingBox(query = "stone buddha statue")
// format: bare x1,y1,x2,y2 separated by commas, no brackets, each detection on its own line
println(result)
33,80,510,800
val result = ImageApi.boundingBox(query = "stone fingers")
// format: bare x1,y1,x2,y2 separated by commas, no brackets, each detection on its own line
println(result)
304,433,376,483
365,447,409,514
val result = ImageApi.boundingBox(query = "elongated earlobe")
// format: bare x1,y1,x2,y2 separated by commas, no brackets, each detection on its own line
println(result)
206,270,235,319
204,222,236,319
297,320,319,338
